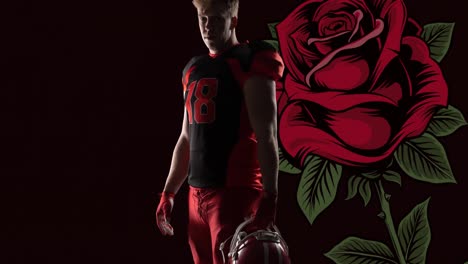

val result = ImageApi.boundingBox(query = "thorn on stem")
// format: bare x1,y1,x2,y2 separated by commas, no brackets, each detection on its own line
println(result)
385,194,391,201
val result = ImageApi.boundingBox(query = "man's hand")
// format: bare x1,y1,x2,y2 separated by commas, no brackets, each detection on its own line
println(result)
251,191,277,230
156,191,175,236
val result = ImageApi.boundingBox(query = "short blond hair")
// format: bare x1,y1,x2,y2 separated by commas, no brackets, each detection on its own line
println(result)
192,0,239,16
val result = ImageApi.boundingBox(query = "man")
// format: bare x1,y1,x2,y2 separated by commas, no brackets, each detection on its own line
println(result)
155,0,284,263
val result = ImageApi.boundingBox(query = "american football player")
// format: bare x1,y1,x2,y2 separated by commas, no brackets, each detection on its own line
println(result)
156,0,284,263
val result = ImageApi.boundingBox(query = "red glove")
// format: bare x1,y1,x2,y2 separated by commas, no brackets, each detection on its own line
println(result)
156,191,175,236
251,191,277,230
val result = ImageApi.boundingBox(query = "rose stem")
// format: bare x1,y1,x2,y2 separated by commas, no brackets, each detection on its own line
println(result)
376,180,406,264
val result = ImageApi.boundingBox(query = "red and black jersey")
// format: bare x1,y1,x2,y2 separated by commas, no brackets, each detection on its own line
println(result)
181,40,284,189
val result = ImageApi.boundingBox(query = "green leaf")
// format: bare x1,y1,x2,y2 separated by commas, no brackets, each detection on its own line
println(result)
278,147,301,174
346,175,361,200
394,133,456,184
362,170,381,179
398,198,431,264
421,22,455,62
268,22,279,39
382,170,402,186
263,40,279,51
385,158,394,169
325,236,397,264
426,105,467,137
297,155,342,225
358,180,372,206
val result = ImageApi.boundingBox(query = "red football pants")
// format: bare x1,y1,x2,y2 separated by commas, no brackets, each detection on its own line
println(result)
188,186,262,264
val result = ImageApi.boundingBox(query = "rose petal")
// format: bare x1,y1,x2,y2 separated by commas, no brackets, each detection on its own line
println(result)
397,36,448,137
404,18,423,36
285,74,398,111
368,0,407,91
278,0,377,85
307,9,364,55
309,31,352,55
307,30,351,46
368,57,409,105
276,82,288,115
279,101,397,167
305,19,384,87
277,0,326,83
367,0,404,21
306,10,364,59
317,11,355,37
349,10,364,42
313,0,372,23
312,54,371,91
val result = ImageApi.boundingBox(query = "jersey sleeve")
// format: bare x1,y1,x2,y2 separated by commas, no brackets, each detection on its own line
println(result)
181,56,199,98
248,41,284,81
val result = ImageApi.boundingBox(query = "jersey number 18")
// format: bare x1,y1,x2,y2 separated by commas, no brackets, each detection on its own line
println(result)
185,78,218,124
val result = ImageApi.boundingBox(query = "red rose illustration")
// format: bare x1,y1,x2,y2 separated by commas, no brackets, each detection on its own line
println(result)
277,0,448,167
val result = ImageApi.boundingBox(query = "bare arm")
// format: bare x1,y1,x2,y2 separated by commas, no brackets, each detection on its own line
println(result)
243,75,278,195
162,109,190,194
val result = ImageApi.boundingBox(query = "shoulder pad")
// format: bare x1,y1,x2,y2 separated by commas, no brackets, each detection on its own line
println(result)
182,55,205,78
247,40,277,53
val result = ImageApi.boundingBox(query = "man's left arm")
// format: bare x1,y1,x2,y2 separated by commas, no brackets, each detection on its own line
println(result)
244,74,279,229
243,43,284,228
244,75,279,195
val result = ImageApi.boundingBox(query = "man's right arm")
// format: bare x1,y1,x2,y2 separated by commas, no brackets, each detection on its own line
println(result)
156,107,190,236
162,109,190,194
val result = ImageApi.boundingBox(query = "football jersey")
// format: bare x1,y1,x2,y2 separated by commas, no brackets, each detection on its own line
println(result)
181,41,284,189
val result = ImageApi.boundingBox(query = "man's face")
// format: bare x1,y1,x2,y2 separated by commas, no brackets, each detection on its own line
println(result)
196,4,234,53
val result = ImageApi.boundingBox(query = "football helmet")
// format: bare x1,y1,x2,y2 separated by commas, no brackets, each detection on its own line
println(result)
219,218,291,264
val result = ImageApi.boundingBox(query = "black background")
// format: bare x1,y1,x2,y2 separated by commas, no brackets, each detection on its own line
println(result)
3,0,467,263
